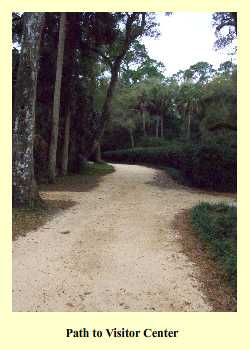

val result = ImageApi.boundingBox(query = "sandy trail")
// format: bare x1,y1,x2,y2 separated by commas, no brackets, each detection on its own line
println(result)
12,164,234,312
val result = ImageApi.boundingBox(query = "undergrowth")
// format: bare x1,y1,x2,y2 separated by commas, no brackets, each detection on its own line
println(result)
80,161,115,176
190,202,237,290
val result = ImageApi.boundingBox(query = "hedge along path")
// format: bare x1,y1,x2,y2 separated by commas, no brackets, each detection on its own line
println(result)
12,164,235,311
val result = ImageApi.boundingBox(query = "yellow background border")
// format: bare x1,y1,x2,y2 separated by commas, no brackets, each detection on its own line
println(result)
0,1,248,349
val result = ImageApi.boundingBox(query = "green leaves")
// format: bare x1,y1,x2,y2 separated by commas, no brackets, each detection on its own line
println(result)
184,61,215,84
121,40,166,86
191,202,237,288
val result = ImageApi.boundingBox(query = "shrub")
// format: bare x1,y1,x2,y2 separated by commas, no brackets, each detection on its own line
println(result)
102,127,131,151
183,143,236,192
103,142,236,192
191,202,237,289
103,142,186,169
136,137,172,148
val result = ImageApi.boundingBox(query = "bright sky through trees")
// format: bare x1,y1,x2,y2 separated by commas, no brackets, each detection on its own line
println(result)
143,12,236,76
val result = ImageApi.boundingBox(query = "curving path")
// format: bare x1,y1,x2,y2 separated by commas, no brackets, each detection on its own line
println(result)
12,164,235,311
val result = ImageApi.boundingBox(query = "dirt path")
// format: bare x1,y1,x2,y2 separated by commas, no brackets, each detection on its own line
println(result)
12,164,235,312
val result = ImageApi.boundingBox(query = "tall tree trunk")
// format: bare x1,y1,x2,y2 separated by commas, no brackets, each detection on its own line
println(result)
186,113,191,140
129,128,135,148
100,61,121,131
81,47,99,162
87,59,121,159
61,108,71,175
48,12,66,183
93,142,102,162
60,13,80,175
142,110,147,136
160,115,164,138
13,13,44,207
155,117,159,138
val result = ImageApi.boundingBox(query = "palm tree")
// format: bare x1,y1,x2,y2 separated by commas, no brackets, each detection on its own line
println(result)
176,82,202,140
145,81,177,138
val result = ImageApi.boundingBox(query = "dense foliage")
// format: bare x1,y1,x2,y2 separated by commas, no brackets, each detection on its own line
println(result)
183,143,236,192
191,203,237,289
103,140,236,192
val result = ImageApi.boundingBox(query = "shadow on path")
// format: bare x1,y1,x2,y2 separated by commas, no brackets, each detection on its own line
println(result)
39,174,103,193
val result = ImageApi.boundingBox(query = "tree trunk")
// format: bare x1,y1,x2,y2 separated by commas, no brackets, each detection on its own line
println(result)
93,142,102,162
160,116,164,138
186,113,191,140
61,108,71,175
13,13,44,207
60,13,79,175
86,59,121,159
48,12,66,183
88,13,146,156
101,61,121,128
155,117,159,138
129,128,135,148
142,109,147,136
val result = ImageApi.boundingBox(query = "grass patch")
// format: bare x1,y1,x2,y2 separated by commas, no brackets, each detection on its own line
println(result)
191,202,237,290
80,161,115,176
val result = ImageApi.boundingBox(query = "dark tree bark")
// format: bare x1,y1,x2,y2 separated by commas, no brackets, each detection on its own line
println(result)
48,12,66,183
186,113,191,140
142,110,147,136
99,59,122,136
139,101,147,136
160,115,164,138
60,13,80,175
61,108,71,175
13,12,44,207
155,117,159,138
129,128,135,148
93,142,102,162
